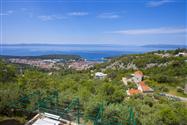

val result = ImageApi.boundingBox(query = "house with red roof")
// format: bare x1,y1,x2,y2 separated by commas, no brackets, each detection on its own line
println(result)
127,89,141,95
132,70,144,83
138,81,154,93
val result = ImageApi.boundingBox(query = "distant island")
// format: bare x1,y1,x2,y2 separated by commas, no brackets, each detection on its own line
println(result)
1,43,124,47
1,43,186,61
2,43,186,48
142,44,187,49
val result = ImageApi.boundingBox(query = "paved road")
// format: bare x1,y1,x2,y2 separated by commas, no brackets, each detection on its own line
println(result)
160,93,187,102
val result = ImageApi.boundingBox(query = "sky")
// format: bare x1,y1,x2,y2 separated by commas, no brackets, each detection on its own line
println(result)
0,0,186,45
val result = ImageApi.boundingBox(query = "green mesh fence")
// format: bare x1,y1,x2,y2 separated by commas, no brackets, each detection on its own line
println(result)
8,91,137,125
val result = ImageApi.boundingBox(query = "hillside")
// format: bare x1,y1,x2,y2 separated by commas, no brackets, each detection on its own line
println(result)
0,49,187,125
95,48,187,96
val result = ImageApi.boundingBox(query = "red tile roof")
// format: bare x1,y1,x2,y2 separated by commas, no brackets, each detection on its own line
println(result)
139,81,153,92
134,71,143,76
128,89,141,95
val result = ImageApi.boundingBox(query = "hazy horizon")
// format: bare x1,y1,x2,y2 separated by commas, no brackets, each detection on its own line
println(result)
1,43,187,46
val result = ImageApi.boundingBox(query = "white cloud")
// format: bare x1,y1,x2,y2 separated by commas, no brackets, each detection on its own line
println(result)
98,12,120,19
0,10,13,16
68,12,89,16
146,0,173,7
38,15,66,21
110,27,187,35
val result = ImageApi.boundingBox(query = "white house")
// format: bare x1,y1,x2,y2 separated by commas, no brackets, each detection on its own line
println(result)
132,71,144,83
122,77,133,86
122,77,128,85
184,84,187,94
176,52,187,57
95,72,107,79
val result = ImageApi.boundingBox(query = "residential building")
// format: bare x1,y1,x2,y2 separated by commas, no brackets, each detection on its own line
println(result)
176,52,187,57
184,84,187,94
127,89,141,95
95,72,107,79
138,81,154,93
132,70,144,83
122,77,133,86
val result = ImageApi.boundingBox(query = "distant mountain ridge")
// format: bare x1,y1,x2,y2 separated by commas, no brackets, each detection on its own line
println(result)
2,43,187,48
1,43,124,47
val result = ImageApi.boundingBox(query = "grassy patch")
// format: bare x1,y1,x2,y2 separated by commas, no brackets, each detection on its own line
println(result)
168,86,187,98
0,116,26,124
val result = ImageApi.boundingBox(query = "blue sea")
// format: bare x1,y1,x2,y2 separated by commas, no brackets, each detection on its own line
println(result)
0,44,184,61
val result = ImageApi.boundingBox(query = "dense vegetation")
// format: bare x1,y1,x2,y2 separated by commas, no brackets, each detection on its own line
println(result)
96,49,187,92
0,49,187,125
